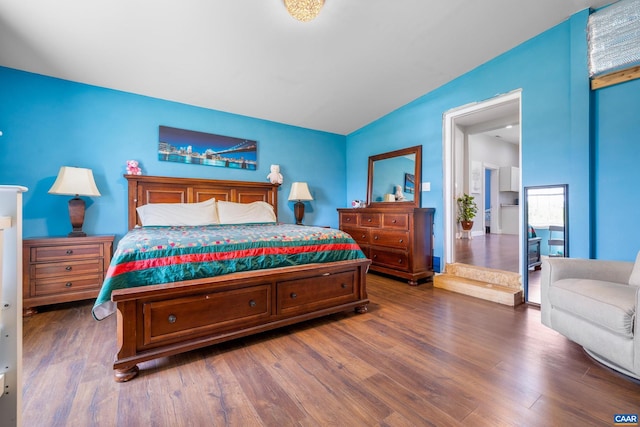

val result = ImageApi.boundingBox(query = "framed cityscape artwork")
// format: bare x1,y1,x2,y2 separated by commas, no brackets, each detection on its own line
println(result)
158,125,257,170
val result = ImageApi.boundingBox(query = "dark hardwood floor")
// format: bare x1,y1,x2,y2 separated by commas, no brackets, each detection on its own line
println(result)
454,233,519,272
23,274,639,426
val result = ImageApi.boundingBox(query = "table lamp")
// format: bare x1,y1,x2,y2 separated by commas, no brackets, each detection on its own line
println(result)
288,182,313,225
48,166,101,237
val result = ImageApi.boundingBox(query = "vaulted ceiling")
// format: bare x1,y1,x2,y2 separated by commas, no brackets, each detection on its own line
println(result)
0,0,612,135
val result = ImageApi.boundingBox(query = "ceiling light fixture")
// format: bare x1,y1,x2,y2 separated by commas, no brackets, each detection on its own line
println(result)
284,0,324,22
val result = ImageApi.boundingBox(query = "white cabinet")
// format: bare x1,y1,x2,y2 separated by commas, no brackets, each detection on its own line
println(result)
0,185,27,427
500,205,519,235
499,166,520,192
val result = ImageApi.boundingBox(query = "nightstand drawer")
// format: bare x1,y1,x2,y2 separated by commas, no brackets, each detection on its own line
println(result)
33,274,103,296
31,243,103,262
33,259,103,279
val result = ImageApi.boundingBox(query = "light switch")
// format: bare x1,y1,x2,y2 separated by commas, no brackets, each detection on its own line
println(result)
421,182,431,191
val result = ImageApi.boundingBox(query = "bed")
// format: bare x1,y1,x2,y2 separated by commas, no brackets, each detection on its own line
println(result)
97,175,370,382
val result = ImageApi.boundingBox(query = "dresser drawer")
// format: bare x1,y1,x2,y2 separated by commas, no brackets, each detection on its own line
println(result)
342,227,369,246
383,213,409,229
340,212,359,226
277,270,356,315
33,259,103,279
359,213,381,227
142,285,271,347
370,248,409,272
31,243,103,262
33,274,103,296
370,230,410,250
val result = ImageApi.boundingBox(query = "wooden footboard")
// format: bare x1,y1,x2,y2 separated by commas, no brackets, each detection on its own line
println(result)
111,259,370,381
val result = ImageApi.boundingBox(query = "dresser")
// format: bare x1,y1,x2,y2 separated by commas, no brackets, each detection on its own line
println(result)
338,206,434,285
23,235,114,315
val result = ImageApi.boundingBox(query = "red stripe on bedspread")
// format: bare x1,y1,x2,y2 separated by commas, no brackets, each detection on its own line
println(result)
107,242,361,278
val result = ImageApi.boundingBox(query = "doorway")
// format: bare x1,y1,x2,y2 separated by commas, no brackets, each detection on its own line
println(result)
443,91,522,276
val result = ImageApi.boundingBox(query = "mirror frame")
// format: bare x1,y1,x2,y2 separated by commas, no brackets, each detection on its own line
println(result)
367,145,422,208
523,184,569,304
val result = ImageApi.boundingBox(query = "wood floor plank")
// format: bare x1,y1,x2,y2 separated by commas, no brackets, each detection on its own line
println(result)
22,273,640,426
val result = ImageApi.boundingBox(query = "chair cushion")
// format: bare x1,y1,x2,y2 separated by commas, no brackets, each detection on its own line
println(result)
629,250,640,287
549,278,637,338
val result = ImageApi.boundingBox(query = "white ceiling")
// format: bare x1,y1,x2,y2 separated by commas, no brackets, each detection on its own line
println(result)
0,0,613,135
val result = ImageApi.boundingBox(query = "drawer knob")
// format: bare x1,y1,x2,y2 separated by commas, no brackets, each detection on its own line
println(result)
399,239,404,243
374,236,379,240
398,259,403,264
367,218,372,222
65,282,72,287
65,266,72,271
290,292,297,299
168,314,177,324
249,300,256,307
392,219,397,223
373,255,377,259
346,218,351,222
341,283,347,289
66,249,73,255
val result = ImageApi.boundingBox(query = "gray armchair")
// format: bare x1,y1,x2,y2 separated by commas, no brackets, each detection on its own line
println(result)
541,257,639,380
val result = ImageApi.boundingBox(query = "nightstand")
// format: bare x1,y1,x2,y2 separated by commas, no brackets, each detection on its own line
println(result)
22,235,114,315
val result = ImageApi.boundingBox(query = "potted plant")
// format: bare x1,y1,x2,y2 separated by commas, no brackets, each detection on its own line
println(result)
457,193,478,231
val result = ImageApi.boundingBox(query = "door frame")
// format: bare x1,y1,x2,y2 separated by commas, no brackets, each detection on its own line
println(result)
442,90,522,267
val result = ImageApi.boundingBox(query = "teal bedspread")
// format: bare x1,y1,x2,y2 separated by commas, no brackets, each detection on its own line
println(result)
92,223,366,320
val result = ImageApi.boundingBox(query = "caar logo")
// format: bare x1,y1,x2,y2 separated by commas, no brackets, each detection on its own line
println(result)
614,414,638,426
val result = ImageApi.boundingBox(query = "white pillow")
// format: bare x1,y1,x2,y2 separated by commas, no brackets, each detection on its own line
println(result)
136,198,218,226
217,201,276,224
629,251,640,286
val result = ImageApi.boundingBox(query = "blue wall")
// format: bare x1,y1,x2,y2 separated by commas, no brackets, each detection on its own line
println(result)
0,67,347,240
594,78,640,260
346,10,599,268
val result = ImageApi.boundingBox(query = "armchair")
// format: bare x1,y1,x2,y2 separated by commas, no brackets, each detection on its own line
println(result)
541,257,639,380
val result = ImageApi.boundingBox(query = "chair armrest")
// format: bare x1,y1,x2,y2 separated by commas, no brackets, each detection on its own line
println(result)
540,258,634,327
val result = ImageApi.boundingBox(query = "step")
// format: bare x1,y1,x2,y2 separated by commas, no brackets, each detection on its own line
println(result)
443,263,521,290
434,272,523,306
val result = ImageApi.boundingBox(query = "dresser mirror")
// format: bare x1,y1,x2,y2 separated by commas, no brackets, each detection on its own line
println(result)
367,145,422,208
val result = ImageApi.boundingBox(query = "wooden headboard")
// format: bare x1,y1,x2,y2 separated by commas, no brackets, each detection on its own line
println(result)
125,175,279,229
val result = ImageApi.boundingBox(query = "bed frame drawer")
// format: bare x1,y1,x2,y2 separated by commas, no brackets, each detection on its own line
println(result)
277,270,357,315
142,285,271,347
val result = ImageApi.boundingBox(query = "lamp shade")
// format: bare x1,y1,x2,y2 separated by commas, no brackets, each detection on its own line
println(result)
288,182,313,201
48,166,101,197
